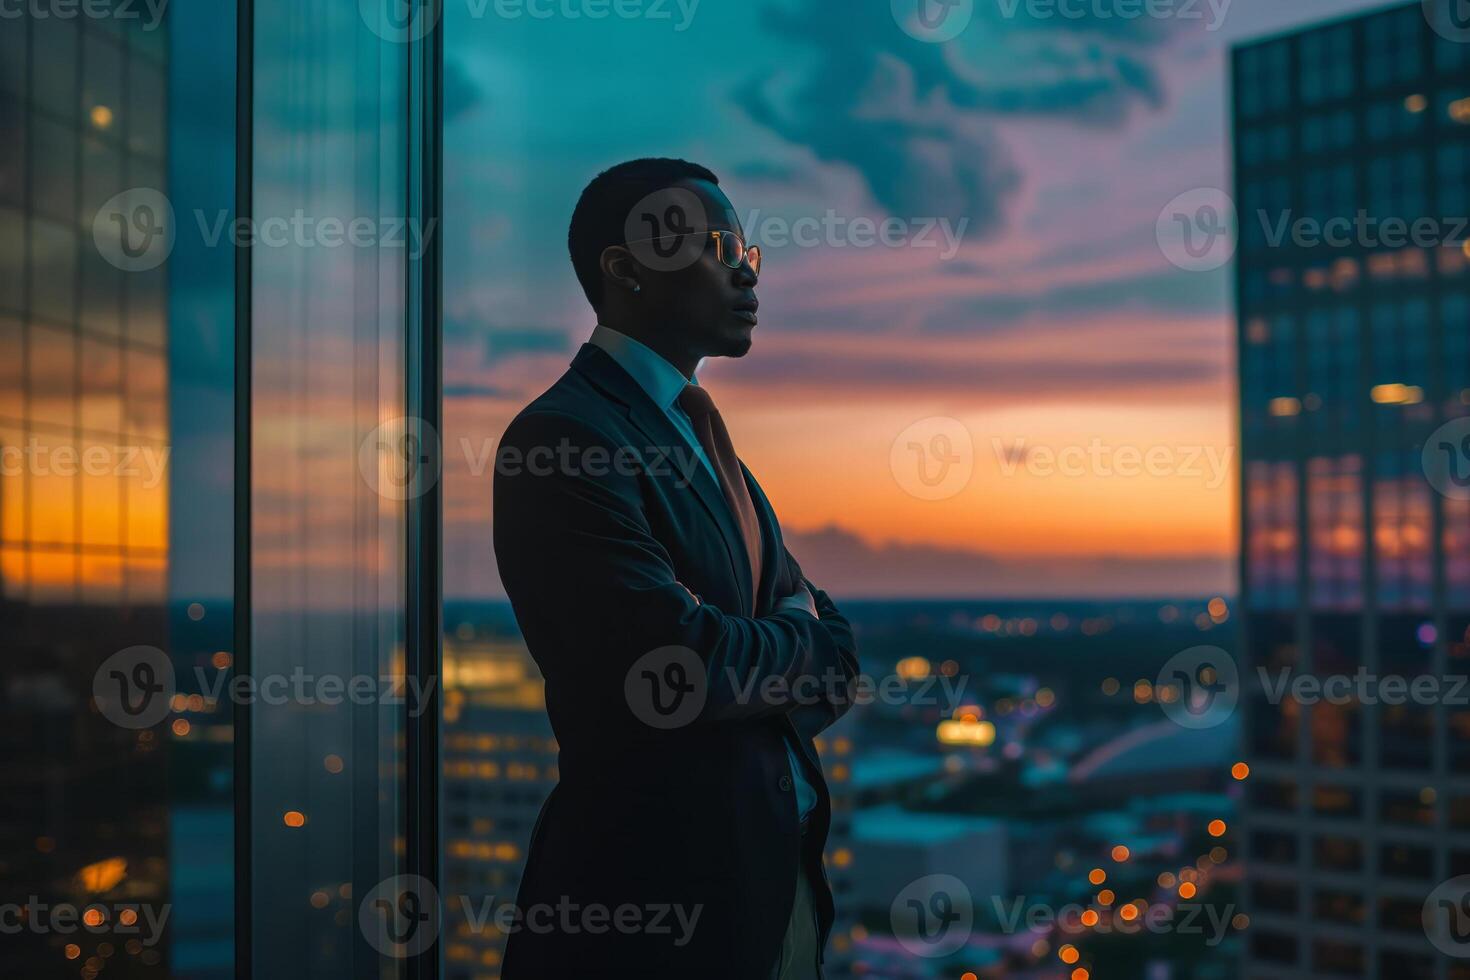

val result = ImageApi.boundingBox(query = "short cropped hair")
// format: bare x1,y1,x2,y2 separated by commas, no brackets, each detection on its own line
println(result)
567,157,720,309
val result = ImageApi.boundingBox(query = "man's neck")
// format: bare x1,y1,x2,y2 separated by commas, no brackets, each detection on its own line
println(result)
601,322,700,380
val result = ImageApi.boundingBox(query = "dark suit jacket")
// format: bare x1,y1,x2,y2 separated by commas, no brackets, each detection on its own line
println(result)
492,344,859,979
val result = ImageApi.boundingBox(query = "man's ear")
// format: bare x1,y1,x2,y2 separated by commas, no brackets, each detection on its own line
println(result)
600,245,642,295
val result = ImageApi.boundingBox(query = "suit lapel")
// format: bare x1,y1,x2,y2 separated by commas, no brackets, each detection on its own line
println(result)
571,345,755,614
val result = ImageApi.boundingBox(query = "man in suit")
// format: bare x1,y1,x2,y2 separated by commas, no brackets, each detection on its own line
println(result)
493,158,859,979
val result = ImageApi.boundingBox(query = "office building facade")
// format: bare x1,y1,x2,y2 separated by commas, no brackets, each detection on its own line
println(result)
1236,4,1470,977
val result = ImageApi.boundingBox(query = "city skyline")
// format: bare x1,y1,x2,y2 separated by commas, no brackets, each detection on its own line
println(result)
439,0,1392,601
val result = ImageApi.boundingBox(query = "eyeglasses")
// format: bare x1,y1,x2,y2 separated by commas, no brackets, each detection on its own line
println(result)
621,230,761,275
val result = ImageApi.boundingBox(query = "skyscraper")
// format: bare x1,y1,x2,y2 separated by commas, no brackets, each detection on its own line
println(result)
0,6,180,977
1235,4,1470,977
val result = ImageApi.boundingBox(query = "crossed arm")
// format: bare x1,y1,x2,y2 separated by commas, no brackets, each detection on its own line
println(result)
493,410,859,732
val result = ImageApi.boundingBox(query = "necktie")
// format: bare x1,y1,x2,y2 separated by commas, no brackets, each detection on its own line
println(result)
678,383,763,608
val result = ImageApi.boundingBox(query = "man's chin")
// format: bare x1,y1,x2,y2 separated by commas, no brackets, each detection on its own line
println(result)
715,324,755,358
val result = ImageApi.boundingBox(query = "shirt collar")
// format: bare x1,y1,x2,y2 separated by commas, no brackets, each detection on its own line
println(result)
588,324,697,411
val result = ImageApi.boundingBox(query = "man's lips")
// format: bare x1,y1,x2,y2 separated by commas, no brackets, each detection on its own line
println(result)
733,300,758,324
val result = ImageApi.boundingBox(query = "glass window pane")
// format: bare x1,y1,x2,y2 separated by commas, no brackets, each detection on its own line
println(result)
0,91,25,209
0,208,20,307
250,1,412,972
31,115,77,226
80,333,123,433
30,15,78,122
0,423,26,543
128,57,166,158
0,16,25,98
124,345,166,438
27,431,76,545
0,315,22,421
28,322,75,429
81,32,124,133
29,218,77,324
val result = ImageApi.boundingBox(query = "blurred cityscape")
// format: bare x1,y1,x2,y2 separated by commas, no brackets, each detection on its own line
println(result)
439,597,1242,979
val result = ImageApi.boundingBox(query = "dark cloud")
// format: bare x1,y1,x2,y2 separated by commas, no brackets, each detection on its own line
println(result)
445,319,571,358
736,0,1180,237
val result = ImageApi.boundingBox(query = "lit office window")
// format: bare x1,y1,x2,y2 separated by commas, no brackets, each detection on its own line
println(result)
1373,450,1434,612
1307,456,1363,609
1246,461,1298,610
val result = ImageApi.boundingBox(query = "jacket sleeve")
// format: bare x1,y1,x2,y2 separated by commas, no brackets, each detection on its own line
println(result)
493,409,853,728
781,549,861,739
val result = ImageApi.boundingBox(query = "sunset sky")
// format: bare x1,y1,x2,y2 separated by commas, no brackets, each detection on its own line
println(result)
439,0,1394,598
